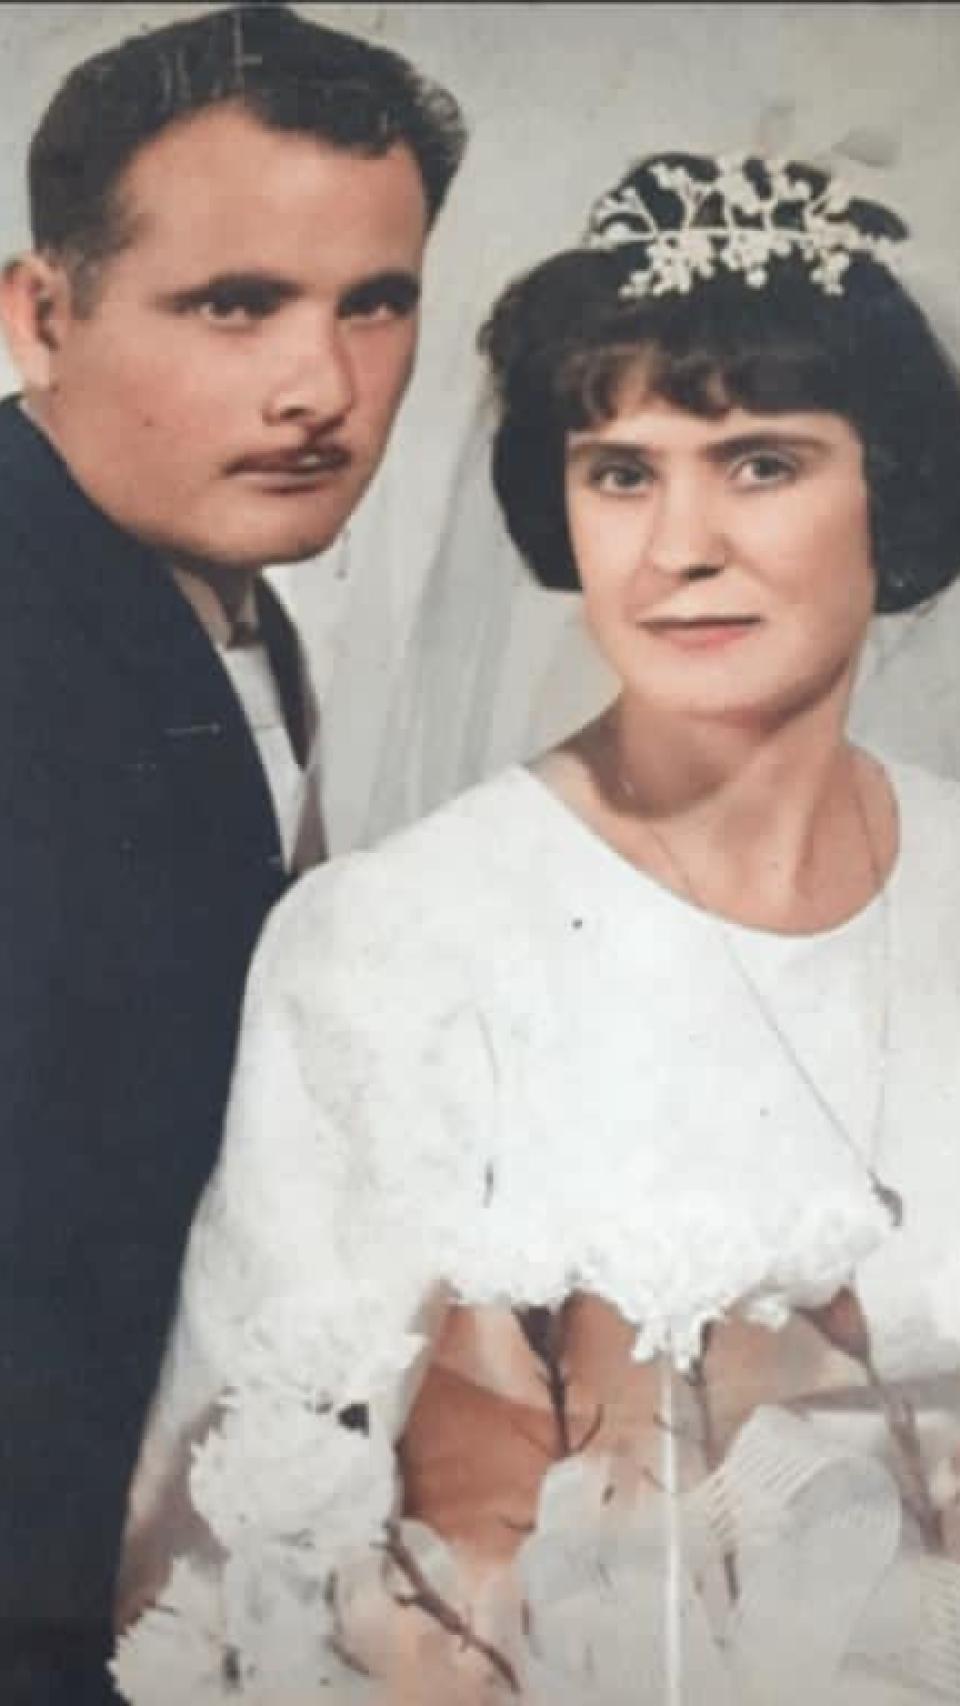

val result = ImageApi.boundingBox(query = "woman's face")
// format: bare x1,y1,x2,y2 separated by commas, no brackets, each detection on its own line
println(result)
565,379,875,728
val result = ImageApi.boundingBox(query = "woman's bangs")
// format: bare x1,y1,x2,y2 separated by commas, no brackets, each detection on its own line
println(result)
555,299,850,430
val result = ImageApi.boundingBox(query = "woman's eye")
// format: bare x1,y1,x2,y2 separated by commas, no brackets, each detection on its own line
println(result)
589,461,651,494
735,452,796,487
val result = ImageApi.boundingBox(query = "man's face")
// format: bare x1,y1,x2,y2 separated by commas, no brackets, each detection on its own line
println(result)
33,104,428,568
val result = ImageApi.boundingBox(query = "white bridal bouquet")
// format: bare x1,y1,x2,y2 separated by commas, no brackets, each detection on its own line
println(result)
114,1177,960,1704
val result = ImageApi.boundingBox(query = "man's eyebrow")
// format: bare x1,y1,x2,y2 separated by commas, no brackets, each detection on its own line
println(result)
153,272,301,310
339,269,422,311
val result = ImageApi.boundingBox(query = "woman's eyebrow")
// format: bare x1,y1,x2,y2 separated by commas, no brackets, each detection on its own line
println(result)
565,429,832,465
704,430,830,462
565,438,652,463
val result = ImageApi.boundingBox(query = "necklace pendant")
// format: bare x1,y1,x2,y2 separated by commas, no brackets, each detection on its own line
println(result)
869,1173,903,1229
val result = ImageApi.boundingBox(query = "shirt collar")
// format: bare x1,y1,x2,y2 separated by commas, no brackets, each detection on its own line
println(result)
170,564,260,649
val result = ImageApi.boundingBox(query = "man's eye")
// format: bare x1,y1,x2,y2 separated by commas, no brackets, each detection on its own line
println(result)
195,291,274,326
198,299,253,326
340,281,420,323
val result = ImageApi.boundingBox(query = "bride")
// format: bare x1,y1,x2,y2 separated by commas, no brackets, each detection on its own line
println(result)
114,153,960,1704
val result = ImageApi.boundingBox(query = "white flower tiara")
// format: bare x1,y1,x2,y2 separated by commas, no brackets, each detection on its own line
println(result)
583,154,906,299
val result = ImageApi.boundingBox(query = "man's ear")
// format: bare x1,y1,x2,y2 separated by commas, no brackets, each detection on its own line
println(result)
0,253,71,391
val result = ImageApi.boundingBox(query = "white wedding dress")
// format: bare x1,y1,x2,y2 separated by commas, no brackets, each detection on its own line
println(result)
114,756,960,1705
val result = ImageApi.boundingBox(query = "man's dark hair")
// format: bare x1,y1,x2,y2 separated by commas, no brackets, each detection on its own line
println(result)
29,3,466,307
481,153,960,616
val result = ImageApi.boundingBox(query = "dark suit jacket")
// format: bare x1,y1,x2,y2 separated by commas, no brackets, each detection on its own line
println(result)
0,397,307,1702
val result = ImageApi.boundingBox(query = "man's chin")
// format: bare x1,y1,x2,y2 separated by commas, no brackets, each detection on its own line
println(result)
170,520,349,573
153,475,371,569
222,491,363,567
261,530,344,567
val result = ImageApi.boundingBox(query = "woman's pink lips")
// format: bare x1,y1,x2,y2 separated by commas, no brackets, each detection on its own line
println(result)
641,618,761,651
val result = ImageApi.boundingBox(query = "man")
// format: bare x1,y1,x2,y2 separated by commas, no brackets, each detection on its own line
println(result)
0,6,464,1700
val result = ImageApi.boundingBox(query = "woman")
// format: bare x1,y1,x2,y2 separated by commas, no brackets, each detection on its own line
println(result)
115,154,960,1704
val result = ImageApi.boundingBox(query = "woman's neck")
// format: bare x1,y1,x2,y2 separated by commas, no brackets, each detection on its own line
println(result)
542,690,898,933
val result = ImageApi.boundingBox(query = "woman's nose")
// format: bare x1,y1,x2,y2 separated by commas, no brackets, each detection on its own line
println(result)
643,478,727,580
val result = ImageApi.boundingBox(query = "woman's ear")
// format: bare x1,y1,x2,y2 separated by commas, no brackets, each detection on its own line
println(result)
0,253,70,392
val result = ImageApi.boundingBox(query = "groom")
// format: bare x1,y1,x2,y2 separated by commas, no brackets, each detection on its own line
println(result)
0,6,464,1701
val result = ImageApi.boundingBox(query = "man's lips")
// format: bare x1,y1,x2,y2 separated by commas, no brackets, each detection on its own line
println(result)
229,444,353,478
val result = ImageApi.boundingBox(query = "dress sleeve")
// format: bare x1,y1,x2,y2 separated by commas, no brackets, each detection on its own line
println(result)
113,857,494,1702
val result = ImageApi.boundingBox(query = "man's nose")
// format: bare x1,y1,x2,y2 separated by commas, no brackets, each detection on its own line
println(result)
643,477,727,580
262,315,356,428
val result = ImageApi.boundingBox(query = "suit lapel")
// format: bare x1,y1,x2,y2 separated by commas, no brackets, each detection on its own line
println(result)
0,397,284,868
255,578,314,769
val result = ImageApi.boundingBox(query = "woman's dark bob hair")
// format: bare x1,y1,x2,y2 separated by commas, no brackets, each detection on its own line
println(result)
480,154,960,614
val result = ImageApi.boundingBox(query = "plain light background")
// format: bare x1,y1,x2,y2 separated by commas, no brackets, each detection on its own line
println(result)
4,3,960,846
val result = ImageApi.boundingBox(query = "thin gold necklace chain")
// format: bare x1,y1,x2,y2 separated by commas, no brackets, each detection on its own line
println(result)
614,753,902,1230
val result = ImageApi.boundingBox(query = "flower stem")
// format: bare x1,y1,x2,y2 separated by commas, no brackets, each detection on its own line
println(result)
685,1351,740,1605
384,1521,521,1695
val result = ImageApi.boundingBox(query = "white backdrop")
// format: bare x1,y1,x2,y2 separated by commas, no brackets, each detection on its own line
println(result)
5,3,960,848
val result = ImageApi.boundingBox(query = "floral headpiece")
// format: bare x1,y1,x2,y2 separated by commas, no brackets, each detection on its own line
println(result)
583,154,906,298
